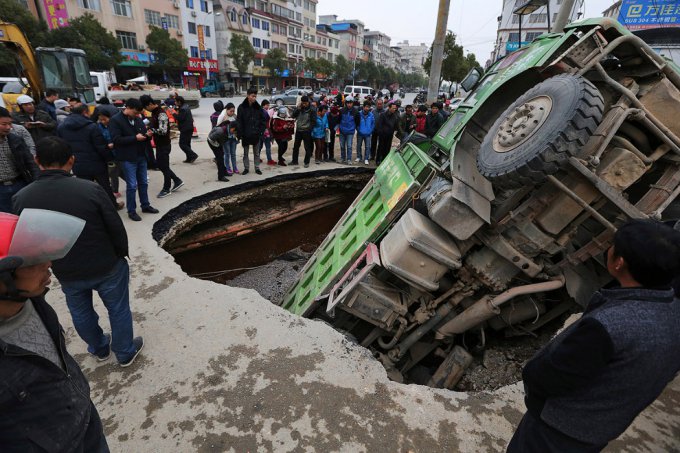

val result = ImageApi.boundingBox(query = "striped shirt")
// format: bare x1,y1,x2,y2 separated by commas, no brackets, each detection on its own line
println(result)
0,136,19,182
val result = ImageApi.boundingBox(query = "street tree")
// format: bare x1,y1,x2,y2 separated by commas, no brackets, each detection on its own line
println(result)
0,0,49,47
333,55,352,85
263,48,288,80
146,26,188,80
423,32,472,84
228,34,256,78
47,14,122,70
315,58,335,80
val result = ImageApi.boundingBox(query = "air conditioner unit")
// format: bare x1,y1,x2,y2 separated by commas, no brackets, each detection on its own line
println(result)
138,45,145,51
177,30,184,36
173,1,179,8
191,11,197,17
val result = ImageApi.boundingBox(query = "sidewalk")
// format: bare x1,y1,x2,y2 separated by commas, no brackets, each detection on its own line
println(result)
50,137,680,452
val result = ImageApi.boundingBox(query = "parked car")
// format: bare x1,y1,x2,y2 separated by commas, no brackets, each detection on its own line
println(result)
272,88,312,106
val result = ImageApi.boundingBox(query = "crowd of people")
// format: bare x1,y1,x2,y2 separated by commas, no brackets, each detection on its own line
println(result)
206,87,451,173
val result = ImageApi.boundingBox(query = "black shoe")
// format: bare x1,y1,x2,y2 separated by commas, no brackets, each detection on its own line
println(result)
142,206,159,214
186,153,198,163
218,176,230,182
128,212,142,221
92,333,111,362
255,169,262,175
241,169,249,175
119,337,144,368
290,161,299,166
171,180,184,192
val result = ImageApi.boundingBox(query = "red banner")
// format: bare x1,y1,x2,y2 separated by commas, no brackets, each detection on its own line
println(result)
187,58,219,72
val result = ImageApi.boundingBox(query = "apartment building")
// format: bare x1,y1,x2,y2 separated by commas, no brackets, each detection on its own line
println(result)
397,40,428,76
491,0,582,61
364,30,391,67
179,0,218,89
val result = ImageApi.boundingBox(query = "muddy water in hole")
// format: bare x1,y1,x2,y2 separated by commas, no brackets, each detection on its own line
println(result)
173,201,351,284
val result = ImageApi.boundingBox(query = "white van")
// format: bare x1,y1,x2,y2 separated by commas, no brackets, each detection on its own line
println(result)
90,71,117,101
343,85,374,102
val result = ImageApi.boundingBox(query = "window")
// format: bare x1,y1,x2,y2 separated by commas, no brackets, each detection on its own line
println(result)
262,21,269,31
289,43,295,52
242,13,248,25
77,0,101,11
144,9,162,26
204,49,212,59
230,9,237,22
272,23,279,34
190,46,199,58
263,40,270,49
296,12,302,21
528,13,547,23
188,22,196,34
280,25,287,35
252,18,260,28
512,15,520,24
304,17,309,27
525,31,543,41
200,0,208,12
111,0,133,17
254,58,263,67
335,40,338,48
204,25,210,37
116,30,137,49
508,32,520,42
164,14,179,29
186,0,194,8
253,37,261,47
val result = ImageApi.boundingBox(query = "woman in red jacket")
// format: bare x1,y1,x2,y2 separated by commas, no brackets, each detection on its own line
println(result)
271,107,295,166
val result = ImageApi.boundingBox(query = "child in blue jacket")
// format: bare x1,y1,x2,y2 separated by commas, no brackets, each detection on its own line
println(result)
312,105,329,164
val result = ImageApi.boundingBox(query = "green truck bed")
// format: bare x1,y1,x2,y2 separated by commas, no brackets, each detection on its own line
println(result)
281,144,438,316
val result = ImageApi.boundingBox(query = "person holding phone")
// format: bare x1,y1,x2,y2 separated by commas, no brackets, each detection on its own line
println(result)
12,95,56,143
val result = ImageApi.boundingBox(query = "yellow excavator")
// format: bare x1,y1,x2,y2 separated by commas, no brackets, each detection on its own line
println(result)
0,22,95,111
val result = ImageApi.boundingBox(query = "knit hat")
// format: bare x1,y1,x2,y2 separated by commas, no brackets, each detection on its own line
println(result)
54,99,69,110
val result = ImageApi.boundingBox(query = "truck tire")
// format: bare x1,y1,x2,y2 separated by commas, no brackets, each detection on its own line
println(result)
477,74,604,189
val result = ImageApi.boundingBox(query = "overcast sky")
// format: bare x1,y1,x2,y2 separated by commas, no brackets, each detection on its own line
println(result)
317,0,620,62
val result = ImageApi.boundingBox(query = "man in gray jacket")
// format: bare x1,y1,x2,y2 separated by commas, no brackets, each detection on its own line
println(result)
508,219,680,452
291,96,316,167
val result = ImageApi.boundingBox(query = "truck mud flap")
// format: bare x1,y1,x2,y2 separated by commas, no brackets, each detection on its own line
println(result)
280,144,438,317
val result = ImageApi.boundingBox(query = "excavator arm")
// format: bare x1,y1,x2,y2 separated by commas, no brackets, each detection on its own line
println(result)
0,22,44,99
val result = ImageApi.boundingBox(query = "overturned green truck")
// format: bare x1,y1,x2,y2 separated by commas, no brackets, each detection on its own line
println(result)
281,18,680,388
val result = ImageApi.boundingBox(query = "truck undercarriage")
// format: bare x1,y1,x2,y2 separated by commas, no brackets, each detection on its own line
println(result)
280,19,680,389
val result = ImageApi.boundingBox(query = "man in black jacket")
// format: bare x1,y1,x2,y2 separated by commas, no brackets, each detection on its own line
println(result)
37,88,59,122
173,96,198,163
12,95,57,143
0,107,39,213
13,136,144,368
0,208,109,452
141,95,183,198
236,87,266,175
108,98,159,221
57,104,121,210
424,102,445,138
374,103,399,166
508,220,680,452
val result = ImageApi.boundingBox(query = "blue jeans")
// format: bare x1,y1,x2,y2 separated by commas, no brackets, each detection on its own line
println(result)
121,156,150,213
60,258,137,363
0,180,27,213
356,135,371,160
339,133,354,161
258,136,272,161
223,139,238,172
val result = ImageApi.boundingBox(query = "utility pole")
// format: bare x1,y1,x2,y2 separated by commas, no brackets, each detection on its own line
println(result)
552,0,577,33
426,0,451,105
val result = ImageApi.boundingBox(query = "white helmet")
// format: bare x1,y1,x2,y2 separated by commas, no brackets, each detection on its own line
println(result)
17,95,35,105
345,96,354,103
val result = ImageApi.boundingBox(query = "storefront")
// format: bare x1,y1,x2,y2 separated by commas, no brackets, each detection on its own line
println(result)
116,51,150,83
252,66,271,91
182,58,219,90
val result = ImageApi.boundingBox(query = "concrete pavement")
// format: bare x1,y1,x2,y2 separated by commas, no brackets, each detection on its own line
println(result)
47,98,680,452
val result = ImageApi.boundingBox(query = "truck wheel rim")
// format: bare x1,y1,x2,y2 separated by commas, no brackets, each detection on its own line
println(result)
492,95,553,153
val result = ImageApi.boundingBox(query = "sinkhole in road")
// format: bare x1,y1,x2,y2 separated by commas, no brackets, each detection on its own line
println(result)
153,168,373,303
153,167,566,392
